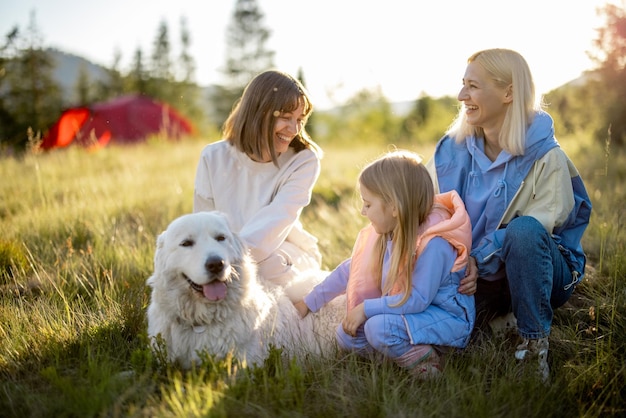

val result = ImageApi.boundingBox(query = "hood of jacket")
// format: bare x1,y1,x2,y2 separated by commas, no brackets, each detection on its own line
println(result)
434,111,559,230
432,111,591,283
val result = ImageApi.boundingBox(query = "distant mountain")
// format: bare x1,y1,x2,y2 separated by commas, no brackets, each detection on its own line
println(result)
46,48,110,104
45,48,217,108
561,71,600,89
45,48,592,115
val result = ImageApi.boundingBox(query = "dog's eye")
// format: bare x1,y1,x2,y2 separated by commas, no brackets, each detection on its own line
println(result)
215,234,226,242
180,239,194,247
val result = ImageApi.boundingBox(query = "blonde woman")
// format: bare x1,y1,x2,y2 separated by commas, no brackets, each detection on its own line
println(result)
427,49,592,381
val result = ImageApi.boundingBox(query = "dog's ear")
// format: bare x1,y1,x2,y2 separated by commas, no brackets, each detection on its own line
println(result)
232,230,246,251
156,230,166,250
153,230,167,270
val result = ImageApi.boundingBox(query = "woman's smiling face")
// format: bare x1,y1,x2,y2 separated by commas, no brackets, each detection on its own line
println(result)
272,101,306,156
457,61,511,133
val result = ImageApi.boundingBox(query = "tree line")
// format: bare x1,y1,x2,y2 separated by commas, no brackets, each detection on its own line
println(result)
1,0,624,153
0,0,274,153
546,2,626,147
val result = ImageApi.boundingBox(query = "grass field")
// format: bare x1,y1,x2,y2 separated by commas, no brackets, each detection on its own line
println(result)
0,134,624,417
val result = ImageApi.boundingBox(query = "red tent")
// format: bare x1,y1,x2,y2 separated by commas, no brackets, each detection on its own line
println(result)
41,95,194,150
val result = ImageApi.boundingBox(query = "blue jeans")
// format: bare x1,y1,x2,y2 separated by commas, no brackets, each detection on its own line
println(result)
335,314,413,359
500,216,574,339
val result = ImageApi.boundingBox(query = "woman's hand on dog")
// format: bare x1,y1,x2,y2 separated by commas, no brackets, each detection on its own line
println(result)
293,300,310,318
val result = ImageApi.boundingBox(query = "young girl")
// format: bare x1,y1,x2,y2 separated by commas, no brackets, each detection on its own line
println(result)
194,70,323,286
294,150,475,377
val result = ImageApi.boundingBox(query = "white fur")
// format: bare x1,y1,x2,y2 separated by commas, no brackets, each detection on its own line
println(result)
146,211,345,368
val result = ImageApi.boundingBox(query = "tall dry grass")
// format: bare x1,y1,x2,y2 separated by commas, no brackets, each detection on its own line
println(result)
0,133,624,417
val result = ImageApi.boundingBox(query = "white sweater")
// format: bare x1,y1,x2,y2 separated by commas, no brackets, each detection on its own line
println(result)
193,140,322,284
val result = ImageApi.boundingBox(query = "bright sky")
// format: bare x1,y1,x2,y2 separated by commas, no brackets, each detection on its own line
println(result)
0,0,612,109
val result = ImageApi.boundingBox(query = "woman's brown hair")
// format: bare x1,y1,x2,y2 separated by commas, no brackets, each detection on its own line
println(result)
223,70,321,165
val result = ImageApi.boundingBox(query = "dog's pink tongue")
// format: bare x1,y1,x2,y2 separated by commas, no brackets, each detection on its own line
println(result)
202,282,227,300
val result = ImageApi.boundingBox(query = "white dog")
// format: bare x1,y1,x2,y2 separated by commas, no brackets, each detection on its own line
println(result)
146,211,345,368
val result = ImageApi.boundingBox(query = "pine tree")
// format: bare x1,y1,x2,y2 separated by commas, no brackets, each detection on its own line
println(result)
212,0,275,125
174,16,204,131
178,16,195,83
95,48,126,101
224,0,274,88
74,63,91,105
129,47,148,95
148,19,174,102
151,19,172,81
0,12,62,151
0,26,19,148
592,2,626,145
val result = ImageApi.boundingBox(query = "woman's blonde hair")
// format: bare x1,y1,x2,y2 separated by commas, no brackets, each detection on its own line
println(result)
358,149,434,306
446,48,541,156
223,70,321,165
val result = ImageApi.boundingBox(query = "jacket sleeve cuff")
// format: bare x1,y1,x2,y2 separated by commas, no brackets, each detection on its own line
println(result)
363,298,385,318
471,228,507,276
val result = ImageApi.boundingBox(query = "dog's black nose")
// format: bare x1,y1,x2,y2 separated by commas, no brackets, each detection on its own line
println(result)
205,256,225,274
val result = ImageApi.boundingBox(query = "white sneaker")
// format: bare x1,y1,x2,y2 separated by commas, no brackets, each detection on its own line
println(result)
411,349,442,380
515,337,549,382
489,312,517,335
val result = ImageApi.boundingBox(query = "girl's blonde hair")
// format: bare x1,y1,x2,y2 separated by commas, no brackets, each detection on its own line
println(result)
358,149,434,306
446,48,541,156
223,70,322,165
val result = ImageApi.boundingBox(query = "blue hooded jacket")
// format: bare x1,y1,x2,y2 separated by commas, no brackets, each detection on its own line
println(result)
430,111,592,284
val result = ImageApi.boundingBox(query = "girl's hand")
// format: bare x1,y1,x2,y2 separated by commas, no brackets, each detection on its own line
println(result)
293,300,310,318
342,303,366,337
459,256,478,295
